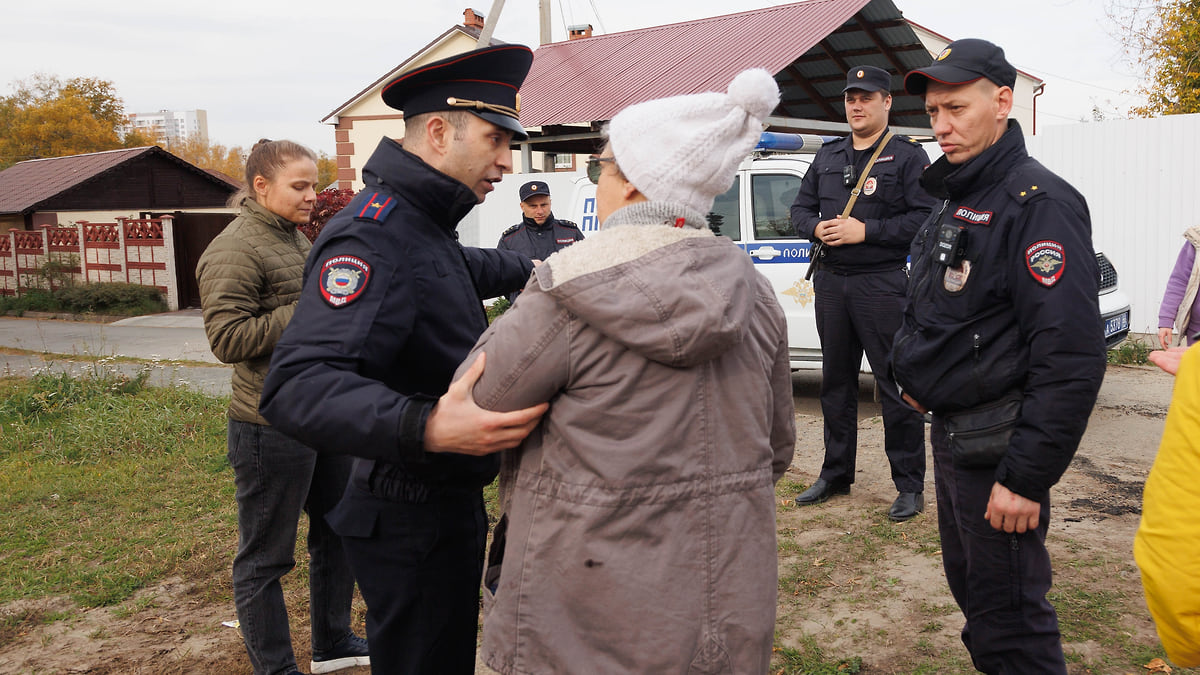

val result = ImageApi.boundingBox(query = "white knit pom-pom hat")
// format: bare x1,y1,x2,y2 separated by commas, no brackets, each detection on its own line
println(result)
607,68,781,217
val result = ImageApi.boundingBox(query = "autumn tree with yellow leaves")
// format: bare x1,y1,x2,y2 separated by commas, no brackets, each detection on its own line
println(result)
0,74,153,169
1111,0,1200,116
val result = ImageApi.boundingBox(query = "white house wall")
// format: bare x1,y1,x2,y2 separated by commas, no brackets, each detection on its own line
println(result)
1025,113,1200,337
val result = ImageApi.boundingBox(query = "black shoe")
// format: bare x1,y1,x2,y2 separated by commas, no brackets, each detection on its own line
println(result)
888,492,925,522
311,633,370,673
795,479,850,505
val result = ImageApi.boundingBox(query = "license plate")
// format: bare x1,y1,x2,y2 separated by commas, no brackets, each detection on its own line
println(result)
1104,311,1129,338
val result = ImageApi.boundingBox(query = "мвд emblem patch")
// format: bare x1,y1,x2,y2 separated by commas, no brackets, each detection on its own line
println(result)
320,255,371,307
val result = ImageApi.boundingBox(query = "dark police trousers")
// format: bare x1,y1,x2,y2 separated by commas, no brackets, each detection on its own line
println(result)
327,466,488,675
813,267,925,492
930,416,1067,675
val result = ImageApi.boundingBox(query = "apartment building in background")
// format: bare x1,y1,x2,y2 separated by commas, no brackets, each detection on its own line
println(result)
125,109,209,146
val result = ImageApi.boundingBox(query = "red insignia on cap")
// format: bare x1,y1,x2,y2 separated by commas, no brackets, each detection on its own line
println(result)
319,255,371,307
937,48,952,61
856,69,865,79
1025,240,1065,287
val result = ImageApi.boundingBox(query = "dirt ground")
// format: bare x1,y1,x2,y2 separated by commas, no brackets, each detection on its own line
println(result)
0,363,1180,674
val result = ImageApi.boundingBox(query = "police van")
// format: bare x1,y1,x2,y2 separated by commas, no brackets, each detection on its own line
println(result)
459,132,1131,369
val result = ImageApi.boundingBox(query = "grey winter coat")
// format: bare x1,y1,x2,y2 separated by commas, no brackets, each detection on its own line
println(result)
196,198,311,425
464,201,796,674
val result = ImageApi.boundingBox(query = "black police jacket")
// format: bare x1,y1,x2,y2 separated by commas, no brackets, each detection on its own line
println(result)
260,137,534,490
496,213,583,262
891,121,1107,501
790,129,934,273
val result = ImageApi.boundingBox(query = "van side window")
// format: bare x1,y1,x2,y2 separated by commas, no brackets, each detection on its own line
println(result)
706,176,740,241
752,174,801,239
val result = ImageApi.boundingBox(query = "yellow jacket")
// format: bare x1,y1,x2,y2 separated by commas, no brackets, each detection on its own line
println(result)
1135,343,1200,667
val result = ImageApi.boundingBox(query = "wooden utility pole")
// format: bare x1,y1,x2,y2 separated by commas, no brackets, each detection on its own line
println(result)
539,0,552,44
477,0,506,45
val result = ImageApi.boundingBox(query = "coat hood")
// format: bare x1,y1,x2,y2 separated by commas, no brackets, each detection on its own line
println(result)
532,205,758,367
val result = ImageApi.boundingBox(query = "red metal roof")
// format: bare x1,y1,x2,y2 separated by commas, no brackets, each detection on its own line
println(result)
0,146,239,215
519,0,872,128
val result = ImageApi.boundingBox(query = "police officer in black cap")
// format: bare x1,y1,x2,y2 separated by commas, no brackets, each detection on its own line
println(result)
260,43,548,674
789,65,934,521
892,39,1105,674
497,180,583,302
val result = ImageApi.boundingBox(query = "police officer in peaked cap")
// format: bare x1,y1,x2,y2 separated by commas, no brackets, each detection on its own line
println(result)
789,64,934,521
497,180,584,302
892,38,1105,673
261,43,548,674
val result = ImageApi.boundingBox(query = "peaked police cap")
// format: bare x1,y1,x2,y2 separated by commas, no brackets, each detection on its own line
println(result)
381,44,533,140
904,38,1017,96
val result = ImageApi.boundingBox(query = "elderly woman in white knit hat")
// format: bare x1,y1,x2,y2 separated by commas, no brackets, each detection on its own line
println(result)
456,69,795,674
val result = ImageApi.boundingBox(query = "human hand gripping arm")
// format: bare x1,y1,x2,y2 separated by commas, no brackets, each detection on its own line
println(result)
424,352,548,456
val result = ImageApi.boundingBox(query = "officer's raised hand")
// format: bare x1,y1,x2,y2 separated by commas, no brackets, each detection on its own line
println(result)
424,352,548,456
813,215,866,247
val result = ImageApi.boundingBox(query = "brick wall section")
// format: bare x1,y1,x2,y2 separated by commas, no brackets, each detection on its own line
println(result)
81,222,123,284
121,216,180,310
0,235,13,296
1,216,180,309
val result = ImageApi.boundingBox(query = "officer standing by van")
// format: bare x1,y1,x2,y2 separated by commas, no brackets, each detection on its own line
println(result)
497,181,583,302
789,65,933,521
259,44,548,674
892,39,1105,673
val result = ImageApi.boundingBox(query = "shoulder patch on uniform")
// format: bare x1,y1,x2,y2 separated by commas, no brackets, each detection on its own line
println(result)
1025,240,1066,287
1006,160,1055,204
319,255,371,307
354,192,397,223
557,220,580,231
500,223,522,238
1010,182,1048,204
902,135,921,146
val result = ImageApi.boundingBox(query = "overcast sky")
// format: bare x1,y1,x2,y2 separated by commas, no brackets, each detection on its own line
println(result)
2,0,1142,157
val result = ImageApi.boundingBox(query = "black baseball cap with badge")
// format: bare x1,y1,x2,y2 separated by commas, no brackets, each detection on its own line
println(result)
381,43,534,140
519,181,550,202
903,38,1018,96
842,65,892,94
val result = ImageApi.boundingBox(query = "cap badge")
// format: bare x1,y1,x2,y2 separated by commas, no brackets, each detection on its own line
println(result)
530,185,538,192
936,48,952,61
856,69,865,79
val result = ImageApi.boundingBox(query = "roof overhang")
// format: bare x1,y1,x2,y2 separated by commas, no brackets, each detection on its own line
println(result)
515,0,938,156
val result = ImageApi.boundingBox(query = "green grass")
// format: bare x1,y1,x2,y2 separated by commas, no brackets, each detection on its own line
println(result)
0,369,233,608
1107,339,1152,365
772,635,863,674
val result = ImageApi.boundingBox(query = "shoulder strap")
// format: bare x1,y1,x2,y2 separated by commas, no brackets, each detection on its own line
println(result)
839,131,894,218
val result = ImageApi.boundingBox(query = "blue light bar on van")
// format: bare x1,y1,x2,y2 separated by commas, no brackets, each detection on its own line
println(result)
755,132,836,152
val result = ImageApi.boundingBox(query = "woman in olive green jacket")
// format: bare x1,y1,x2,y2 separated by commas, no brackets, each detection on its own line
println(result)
196,140,367,675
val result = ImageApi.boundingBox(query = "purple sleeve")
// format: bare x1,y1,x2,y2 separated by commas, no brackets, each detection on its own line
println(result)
1160,243,1196,328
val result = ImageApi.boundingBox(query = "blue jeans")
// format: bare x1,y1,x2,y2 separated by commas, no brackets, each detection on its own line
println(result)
227,419,356,675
